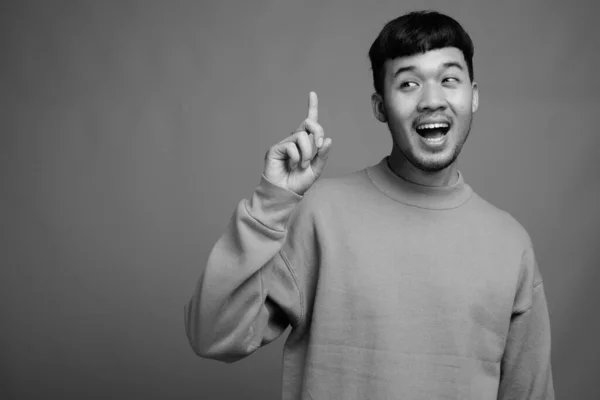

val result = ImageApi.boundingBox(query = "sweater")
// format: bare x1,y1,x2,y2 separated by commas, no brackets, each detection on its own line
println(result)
185,157,555,399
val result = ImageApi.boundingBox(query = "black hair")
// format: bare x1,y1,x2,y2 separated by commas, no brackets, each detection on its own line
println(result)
368,10,474,96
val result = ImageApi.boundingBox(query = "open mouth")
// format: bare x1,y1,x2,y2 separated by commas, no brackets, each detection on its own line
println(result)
415,122,451,142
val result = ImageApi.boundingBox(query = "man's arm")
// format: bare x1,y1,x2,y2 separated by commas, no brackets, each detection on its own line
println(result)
184,92,331,363
497,247,555,399
184,177,304,363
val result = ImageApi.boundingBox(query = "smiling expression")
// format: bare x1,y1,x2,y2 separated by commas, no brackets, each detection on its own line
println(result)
372,47,479,173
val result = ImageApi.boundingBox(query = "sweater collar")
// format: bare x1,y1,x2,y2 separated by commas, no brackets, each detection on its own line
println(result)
366,157,473,210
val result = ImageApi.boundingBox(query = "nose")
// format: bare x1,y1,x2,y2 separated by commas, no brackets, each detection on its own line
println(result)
417,83,447,112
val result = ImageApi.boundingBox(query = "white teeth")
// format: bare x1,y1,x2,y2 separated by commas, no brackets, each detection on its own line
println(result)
418,123,449,130
424,136,444,142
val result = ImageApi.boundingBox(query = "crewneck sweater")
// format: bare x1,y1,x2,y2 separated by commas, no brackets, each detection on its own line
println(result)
185,157,554,399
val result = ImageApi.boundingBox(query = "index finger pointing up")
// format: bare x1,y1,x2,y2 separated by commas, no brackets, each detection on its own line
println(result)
307,91,318,121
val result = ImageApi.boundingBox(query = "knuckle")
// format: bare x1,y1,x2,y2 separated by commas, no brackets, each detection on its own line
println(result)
289,130,302,141
265,147,277,161
297,132,309,145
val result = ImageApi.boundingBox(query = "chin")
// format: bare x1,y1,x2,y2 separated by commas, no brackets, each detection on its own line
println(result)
414,161,453,173
410,152,457,173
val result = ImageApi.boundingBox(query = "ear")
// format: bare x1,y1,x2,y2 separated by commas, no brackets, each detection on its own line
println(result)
471,82,479,113
371,92,387,123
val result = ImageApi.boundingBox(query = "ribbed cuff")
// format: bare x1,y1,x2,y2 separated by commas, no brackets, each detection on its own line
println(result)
246,175,303,232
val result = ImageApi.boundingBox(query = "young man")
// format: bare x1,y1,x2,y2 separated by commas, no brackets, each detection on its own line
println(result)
185,10,555,400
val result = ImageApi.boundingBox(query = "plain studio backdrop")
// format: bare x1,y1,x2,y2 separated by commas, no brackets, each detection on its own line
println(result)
1,0,599,399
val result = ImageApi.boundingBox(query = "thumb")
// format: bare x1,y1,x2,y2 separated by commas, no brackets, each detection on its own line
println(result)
310,138,332,177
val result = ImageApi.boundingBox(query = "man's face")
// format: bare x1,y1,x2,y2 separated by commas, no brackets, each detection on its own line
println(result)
374,47,478,173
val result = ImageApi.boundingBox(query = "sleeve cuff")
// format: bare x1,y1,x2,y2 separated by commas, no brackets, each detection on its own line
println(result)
245,175,303,232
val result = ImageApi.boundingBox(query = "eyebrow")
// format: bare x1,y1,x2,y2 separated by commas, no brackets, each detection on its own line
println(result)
441,62,465,72
393,61,465,78
393,66,416,78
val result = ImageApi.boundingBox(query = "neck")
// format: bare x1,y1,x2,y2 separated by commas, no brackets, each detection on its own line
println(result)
388,144,459,187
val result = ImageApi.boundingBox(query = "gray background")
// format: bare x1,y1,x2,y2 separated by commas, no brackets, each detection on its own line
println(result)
1,0,598,399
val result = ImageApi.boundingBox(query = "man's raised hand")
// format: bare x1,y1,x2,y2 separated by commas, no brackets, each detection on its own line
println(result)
264,92,332,195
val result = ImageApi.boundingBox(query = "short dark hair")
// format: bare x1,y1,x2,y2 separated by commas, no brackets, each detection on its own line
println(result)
368,10,475,96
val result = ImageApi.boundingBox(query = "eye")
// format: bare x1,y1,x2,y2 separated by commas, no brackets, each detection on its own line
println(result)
443,77,460,84
399,81,418,89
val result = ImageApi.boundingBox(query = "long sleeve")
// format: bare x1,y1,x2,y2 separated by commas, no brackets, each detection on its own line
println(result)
498,247,555,399
184,176,304,363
